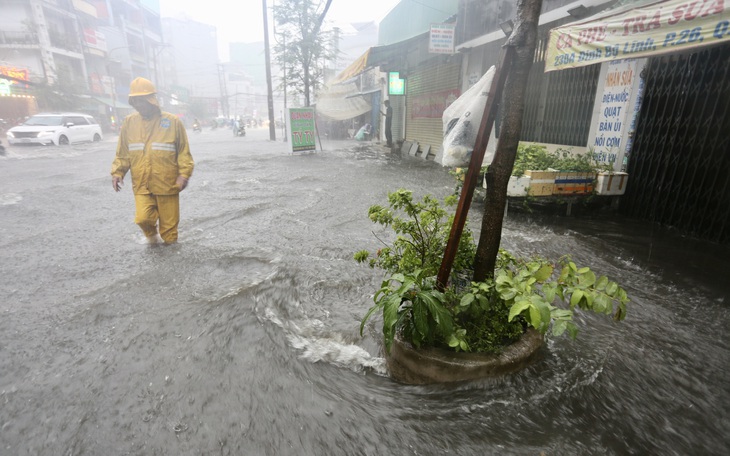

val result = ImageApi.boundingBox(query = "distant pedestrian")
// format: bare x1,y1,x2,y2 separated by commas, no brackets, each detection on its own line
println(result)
110,77,194,244
381,99,393,147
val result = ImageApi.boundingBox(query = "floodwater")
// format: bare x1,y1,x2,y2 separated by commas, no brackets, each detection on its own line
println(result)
0,127,728,455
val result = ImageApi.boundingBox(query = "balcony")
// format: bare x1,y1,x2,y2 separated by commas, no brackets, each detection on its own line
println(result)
48,29,82,53
0,31,40,46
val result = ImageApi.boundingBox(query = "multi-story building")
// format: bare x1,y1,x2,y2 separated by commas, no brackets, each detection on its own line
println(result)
0,0,165,130
161,16,220,118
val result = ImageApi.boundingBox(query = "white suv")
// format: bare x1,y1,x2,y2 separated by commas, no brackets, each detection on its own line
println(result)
6,113,103,146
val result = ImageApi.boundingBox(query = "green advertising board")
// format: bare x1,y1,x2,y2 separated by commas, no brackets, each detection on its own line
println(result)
288,107,317,153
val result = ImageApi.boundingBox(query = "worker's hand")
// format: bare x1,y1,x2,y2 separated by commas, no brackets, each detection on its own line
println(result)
176,176,189,191
112,175,123,192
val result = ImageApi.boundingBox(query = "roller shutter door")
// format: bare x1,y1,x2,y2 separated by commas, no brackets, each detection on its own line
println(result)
405,59,462,157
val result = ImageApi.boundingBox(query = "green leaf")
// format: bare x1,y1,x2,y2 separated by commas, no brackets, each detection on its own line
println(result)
553,319,567,337
543,284,556,303
528,304,543,330
359,303,382,336
460,293,475,307
551,308,573,320
593,293,608,313
596,276,609,291
382,295,401,334
534,264,553,282
558,266,570,283
566,321,579,339
413,301,428,338
508,300,531,322
448,334,459,348
500,288,517,301
391,273,406,284
475,295,488,308
579,270,596,288
606,281,618,296
570,290,584,308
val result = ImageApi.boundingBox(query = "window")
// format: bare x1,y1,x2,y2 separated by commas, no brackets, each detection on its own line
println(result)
67,116,89,125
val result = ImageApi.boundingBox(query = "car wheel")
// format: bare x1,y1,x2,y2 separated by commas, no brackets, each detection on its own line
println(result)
93,133,101,142
58,135,69,145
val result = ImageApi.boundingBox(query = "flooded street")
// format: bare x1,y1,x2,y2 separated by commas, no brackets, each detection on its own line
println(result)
1,127,728,455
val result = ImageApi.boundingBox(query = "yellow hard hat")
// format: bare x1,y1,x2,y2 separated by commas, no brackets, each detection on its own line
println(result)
128,77,156,97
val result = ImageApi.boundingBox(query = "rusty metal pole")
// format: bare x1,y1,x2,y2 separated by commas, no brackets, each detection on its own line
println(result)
436,47,513,290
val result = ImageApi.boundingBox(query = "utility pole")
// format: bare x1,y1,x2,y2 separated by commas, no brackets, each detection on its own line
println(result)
262,0,276,140
217,63,229,118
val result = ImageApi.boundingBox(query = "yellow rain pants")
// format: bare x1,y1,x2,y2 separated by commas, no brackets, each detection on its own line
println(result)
134,193,180,243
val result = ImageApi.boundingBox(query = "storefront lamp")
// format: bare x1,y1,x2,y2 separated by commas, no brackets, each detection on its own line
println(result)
500,20,514,37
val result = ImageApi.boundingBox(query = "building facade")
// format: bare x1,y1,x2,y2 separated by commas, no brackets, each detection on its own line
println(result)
0,0,165,130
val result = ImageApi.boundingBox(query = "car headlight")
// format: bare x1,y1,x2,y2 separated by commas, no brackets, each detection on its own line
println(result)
38,131,54,137
6,131,14,138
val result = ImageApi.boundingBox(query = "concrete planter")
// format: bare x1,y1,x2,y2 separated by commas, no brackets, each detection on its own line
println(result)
384,329,544,385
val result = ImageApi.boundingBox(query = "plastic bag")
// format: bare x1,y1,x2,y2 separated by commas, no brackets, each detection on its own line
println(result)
441,66,496,167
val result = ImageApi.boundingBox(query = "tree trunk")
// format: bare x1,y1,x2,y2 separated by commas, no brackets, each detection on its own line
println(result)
473,0,543,282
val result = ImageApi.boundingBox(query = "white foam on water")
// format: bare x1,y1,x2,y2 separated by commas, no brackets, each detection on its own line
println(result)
262,304,387,376
0,193,22,206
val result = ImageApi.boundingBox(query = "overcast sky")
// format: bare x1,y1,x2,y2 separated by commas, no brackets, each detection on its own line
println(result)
159,0,397,61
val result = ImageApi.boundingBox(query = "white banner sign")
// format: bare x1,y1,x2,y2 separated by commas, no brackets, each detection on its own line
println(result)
429,24,455,54
546,0,730,72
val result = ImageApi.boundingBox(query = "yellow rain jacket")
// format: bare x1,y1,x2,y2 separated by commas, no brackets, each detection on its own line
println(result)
111,111,194,195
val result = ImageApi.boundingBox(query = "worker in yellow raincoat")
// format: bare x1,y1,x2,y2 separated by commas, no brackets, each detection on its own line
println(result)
111,77,194,244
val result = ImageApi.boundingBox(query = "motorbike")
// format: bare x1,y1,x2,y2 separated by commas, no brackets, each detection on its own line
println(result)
192,121,201,133
234,123,246,137
0,139,6,156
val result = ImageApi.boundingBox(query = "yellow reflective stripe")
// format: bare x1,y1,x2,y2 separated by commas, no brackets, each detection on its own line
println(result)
128,143,144,151
151,143,176,151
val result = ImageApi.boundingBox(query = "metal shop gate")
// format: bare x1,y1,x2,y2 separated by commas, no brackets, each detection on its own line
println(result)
621,44,730,244
521,35,601,147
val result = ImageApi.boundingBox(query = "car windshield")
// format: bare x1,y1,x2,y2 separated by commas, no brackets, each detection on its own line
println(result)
24,116,63,126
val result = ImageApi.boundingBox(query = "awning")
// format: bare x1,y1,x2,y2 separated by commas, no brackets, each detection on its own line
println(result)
92,96,133,110
331,49,372,84
331,31,429,84
315,82,373,120
545,0,730,72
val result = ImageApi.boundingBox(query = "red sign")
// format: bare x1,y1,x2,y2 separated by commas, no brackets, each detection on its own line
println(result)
411,89,460,119
0,66,29,83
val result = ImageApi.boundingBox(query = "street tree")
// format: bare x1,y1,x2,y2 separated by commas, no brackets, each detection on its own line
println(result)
272,0,334,106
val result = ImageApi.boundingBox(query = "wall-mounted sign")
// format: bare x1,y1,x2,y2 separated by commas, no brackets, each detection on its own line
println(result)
429,23,455,54
388,72,405,95
411,88,460,119
0,66,29,83
0,66,30,95
0,80,11,96
545,0,730,72
83,28,107,52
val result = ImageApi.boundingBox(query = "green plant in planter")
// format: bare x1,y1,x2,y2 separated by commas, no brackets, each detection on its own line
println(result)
359,269,454,352
356,189,628,355
512,143,613,176
354,189,475,279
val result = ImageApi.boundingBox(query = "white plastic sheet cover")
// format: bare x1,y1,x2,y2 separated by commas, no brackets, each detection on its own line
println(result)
441,66,496,167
